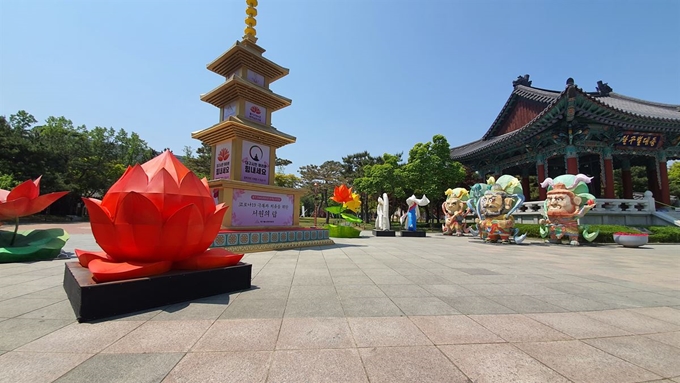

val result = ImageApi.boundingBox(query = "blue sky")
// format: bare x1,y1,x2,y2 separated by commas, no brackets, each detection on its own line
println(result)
1,0,679,175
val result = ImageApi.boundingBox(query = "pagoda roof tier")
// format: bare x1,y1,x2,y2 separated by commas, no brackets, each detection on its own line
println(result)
207,40,289,83
451,81,680,161
191,116,296,149
200,75,292,111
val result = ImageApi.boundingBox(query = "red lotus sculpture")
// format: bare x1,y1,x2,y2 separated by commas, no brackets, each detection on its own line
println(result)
0,176,69,222
76,151,243,282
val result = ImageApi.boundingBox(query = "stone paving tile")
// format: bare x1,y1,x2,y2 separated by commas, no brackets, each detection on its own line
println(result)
328,268,366,276
441,296,517,314
0,351,93,383
405,274,452,285
584,335,680,378
0,318,74,350
534,293,620,312
0,297,64,318
268,349,368,383
238,285,290,300
410,315,504,344
163,351,272,383
220,298,286,319
348,317,432,347
251,275,293,286
277,317,354,349
420,284,477,297
368,275,413,284
331,275,376,285
526,312,632,339
486,295,568,313
469,314,573,342
102,320,213,353
377,284,432,298
645,331,680,348
335,284,386,298
439,343,572,383
360,346,469,383
628,307,680,326
583,310,680,334
291,275,334,286
284,297,345,317
616,292,680,307
54,352,184,383
391,297,460,316
151,301,229,321
517,340,662,383
17,320,143,353
287,285,335,299
340,297,403,317
14,300,76,321
575,292,643,309
18,286,68,300
192,318,280,352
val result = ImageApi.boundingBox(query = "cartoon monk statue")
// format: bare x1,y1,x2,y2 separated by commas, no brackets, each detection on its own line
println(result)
539,174,599,246
442,188,470,236
475,175,526,244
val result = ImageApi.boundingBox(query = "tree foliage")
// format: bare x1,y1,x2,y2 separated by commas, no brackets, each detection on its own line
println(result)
668,162,680,203
1,110,156,216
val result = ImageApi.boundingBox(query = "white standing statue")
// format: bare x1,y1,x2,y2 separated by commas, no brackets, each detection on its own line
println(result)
376,193,390,231
400,194,430,231
301,205,306,218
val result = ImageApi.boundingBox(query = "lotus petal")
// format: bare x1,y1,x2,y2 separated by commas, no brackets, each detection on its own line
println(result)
6,178,39,201
82,198,125,257
156,203,204,261
198,204,228,249
0,197,30,220
144,168,183,219
75,249,112,267
112,192,163,261
179,173,215,219
173,248,244,270
142,150,191,185
88,258,172,283
24,191,70,216
102,165,149,214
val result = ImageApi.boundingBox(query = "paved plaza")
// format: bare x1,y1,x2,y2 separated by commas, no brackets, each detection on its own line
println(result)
1,222,679,383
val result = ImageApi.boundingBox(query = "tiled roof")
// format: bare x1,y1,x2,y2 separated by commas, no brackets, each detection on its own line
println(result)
451,82,680,161
588,92,680,121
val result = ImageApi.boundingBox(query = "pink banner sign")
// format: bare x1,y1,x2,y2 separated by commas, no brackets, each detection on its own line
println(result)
231,189,294,226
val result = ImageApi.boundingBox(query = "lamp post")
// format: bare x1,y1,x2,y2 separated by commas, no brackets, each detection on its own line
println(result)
313,182,319,228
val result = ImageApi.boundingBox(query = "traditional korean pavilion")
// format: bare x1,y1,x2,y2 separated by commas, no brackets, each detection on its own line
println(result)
450,75,680,205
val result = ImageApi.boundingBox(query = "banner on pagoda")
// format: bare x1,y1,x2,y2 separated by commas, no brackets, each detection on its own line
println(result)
214,140,232,180
616,132,663,149
231,189,294,226
244,101,266,124
241,140,270,185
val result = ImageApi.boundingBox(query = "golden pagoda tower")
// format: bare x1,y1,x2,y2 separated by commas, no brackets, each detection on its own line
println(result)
192,0,332,251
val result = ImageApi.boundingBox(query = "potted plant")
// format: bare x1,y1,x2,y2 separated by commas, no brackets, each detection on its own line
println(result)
613,232,649,248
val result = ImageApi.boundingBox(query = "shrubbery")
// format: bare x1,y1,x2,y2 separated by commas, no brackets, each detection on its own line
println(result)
514,223,680,243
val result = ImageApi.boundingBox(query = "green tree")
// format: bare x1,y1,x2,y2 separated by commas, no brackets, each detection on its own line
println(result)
353,153,405,222
402,135,466,226
341,151,383,221
182,143,212,179
299,161,343,224
668,162,680,204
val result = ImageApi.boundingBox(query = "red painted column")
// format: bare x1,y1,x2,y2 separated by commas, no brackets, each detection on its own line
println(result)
521,174,531,201
566,145,578,175
658,153,670,206
647,160,660,202
536,156,547,200
603,149,615,198
621,158,633,199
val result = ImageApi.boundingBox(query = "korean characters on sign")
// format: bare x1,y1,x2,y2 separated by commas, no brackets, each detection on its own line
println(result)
214,141,232,180
241,140,270,185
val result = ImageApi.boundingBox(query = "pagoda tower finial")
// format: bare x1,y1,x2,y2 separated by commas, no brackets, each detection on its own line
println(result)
244,0,258,42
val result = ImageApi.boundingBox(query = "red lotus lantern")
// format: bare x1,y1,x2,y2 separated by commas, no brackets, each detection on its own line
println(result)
76,151,242,282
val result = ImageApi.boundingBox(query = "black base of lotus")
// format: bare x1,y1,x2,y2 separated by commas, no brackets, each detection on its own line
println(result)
63,261,252,323
400,230,427,237
372,230,396,237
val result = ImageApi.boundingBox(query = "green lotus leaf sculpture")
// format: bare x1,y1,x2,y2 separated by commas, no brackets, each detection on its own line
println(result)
0,228,70,263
